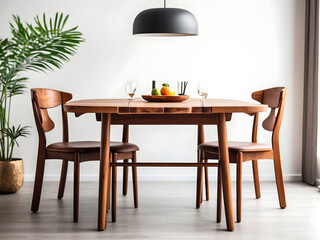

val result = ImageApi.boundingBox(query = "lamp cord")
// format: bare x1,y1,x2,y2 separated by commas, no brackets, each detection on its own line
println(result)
164,0,166,8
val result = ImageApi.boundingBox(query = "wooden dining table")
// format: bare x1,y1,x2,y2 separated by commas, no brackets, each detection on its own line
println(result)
64,98,268,231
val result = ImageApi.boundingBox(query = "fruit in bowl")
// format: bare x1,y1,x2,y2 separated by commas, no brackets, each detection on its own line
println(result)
151,83,176,96
160,83,175,96
151,88,162,96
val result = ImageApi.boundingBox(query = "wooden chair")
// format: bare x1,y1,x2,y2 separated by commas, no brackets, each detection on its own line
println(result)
197,87,287,223
30,88,139,222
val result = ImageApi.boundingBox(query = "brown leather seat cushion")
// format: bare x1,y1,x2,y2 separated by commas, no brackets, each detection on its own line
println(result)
47,141,139,153
198,141,271,153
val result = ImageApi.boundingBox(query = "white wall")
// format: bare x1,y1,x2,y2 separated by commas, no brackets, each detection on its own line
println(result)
0,0,305,182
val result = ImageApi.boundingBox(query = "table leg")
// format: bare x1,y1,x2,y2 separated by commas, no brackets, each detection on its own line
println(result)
217,113,235,231
98,113,111,231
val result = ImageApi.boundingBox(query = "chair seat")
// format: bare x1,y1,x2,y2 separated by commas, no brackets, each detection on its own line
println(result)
198,141,271,153
47,141,139,153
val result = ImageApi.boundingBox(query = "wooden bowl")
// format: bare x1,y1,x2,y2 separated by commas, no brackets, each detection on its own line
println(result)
141,95,189,102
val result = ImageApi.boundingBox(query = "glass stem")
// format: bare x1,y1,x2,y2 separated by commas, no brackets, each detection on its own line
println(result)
128,99,133,113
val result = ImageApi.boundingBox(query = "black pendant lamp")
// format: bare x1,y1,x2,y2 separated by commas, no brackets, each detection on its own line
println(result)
133,0,198,36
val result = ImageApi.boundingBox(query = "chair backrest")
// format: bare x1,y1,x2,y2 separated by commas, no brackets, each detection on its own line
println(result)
31,88,72,145
251,87,287,143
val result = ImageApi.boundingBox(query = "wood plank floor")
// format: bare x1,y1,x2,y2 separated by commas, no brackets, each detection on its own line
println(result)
0,181,319,239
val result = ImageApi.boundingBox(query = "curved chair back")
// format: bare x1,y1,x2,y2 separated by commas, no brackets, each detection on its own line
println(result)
251,87,287,144
31,88,73,146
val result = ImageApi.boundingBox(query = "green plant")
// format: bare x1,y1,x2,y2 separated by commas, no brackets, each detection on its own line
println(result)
0,13,84,161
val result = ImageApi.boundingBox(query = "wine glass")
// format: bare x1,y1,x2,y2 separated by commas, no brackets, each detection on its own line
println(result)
126,82,137,99
198,82,208,99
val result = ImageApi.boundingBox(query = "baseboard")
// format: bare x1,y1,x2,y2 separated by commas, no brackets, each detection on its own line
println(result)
24,174,302,182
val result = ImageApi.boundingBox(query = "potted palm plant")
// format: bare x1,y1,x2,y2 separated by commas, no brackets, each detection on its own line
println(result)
0,13,83,193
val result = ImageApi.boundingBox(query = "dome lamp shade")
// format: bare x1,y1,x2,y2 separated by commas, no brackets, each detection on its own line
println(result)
133,1,198,36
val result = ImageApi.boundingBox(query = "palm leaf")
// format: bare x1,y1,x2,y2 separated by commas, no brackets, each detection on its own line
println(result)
7,13,84,75
4,125,30,147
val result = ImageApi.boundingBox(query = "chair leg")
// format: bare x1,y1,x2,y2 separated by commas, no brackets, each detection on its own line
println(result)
200,151,204,204
123,159,129,196
273,152,286,208
31,149,46,212
196,150,200,208
216,165,222,223
107,154,112,213
205,160,209,201
73,153,80,223
132,152,139,208
236,153,243,223
107,170,111,212
252,160,261,199
112,153,117,222
200,159,204,204
58,160,68,199
196,150,203,209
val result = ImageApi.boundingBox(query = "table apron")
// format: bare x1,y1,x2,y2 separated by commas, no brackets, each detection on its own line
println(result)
95,113,232,125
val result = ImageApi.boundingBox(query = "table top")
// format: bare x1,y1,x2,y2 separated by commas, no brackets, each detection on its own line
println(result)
64,98,268,114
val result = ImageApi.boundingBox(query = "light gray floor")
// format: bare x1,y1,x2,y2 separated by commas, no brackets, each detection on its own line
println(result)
0,181,319,239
